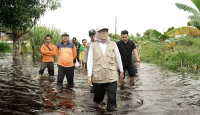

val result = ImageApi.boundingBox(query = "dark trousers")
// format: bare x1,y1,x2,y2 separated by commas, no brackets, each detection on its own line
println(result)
93,81,117,110
39,62,54,76
119,63,135,78
57,65,74,86
73,57,79,64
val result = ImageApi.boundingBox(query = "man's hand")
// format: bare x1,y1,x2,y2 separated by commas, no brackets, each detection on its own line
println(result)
137,62,140,68
88,76,93,86
119,72,124,83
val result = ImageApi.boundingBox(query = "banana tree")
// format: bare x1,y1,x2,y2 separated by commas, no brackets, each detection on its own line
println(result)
176,0,200,30
166,26,200,37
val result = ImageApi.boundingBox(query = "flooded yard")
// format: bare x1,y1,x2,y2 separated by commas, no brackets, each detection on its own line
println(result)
0,55,200,115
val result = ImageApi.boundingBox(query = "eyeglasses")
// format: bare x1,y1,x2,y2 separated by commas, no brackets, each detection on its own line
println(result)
99,29,108,34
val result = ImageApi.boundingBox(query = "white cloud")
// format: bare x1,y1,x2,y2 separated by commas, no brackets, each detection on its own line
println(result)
39,0,197,42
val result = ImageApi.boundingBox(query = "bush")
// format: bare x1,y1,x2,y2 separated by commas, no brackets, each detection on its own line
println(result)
0,40,10,53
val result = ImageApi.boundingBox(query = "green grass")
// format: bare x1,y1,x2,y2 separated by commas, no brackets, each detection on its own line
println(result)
140,37,200,73
0,41,11,53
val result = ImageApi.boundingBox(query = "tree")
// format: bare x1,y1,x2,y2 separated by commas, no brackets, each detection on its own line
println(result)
175,0,200,30
0,0,61,59
166,26,200,37
136,33,141,38
143,29,155,36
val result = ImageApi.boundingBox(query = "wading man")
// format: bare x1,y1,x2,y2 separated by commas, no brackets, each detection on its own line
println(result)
82,29,96,74
38,34,56,79
83,29,96,93
72,37,81,67
117,30,140,83
56,32,77,90
87,25,123,111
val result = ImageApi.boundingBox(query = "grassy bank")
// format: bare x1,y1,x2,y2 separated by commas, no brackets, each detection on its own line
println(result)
140,37,200,73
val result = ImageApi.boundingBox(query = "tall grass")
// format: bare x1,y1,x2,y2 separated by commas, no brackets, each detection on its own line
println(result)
0,40,10,53
29,25,61,54
140,37,200,73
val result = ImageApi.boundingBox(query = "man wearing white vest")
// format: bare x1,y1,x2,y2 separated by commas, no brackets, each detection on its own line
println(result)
87,25,124,111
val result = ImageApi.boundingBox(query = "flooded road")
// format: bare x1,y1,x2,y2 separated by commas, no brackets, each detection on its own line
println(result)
0,55,200,115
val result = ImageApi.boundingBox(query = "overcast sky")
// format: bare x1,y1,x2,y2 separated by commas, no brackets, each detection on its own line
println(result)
39,0,196,42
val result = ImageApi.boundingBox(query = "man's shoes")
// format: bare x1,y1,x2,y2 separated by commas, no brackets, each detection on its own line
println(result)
107,106,117,112
130,77,135,84
67,84,74,88
56,85,63,91
48,75,54,81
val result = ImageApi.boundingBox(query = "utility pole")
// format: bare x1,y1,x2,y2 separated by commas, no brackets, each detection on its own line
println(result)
115,17,117,42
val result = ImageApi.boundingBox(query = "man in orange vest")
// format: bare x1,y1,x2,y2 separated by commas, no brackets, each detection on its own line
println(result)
56,32,77,90
38,34,56,79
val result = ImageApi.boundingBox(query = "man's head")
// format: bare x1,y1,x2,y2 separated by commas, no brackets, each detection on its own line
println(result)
89,29,96,41
121,30,129,42
61,32,69,42
72,37,77,43
96,25,109,40
82,39,87,46
45,34,52,44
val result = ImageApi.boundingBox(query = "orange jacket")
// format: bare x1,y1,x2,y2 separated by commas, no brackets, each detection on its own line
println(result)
41,43,56,62
56,42,77,67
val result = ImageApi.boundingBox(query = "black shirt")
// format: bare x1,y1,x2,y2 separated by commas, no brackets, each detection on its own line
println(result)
73,42,81,56
117,40,136,64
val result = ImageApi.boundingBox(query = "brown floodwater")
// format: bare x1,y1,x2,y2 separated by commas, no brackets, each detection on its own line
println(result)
0,55,200,115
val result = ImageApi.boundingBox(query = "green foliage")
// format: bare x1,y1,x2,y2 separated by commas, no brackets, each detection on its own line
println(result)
29,25,61,53
0,41,10,53
191,0,200,11
0,0,61,33
0,0,61,58
143,29,155,36
175,1,200,29
140,36,200,73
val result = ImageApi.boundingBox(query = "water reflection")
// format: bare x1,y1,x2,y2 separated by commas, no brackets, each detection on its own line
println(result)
1,55,200,114
38,75,76,114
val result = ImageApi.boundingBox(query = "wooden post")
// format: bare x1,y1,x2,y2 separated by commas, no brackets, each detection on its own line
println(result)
32,45,35,65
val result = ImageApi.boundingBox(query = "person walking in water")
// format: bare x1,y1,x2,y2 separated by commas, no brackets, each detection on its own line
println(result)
117,30,140,84
72,37,81,67
82,29,96,74
79,39,87,68
87,25,124,111
37,34,56,79
56,32,77,90
83,29,96,93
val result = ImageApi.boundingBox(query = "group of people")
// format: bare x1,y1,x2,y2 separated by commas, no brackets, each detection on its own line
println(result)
37,25,140,111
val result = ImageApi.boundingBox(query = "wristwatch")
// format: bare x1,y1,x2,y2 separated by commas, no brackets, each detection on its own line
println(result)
137,61,140,63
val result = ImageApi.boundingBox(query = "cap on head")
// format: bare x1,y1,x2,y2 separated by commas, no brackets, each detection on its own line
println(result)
61,32,69,36
96,25,109,32
72,37,77,40
89,29,96,35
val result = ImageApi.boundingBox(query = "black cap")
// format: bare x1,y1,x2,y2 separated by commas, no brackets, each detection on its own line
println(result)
89,29,96,35
72,37,76,40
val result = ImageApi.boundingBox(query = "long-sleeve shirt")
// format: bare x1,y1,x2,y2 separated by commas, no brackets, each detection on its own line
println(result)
41,43,56,62
87,42,123,77
56,42,77,67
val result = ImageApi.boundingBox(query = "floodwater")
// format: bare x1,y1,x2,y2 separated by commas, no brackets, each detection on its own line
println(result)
0,55,200,115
